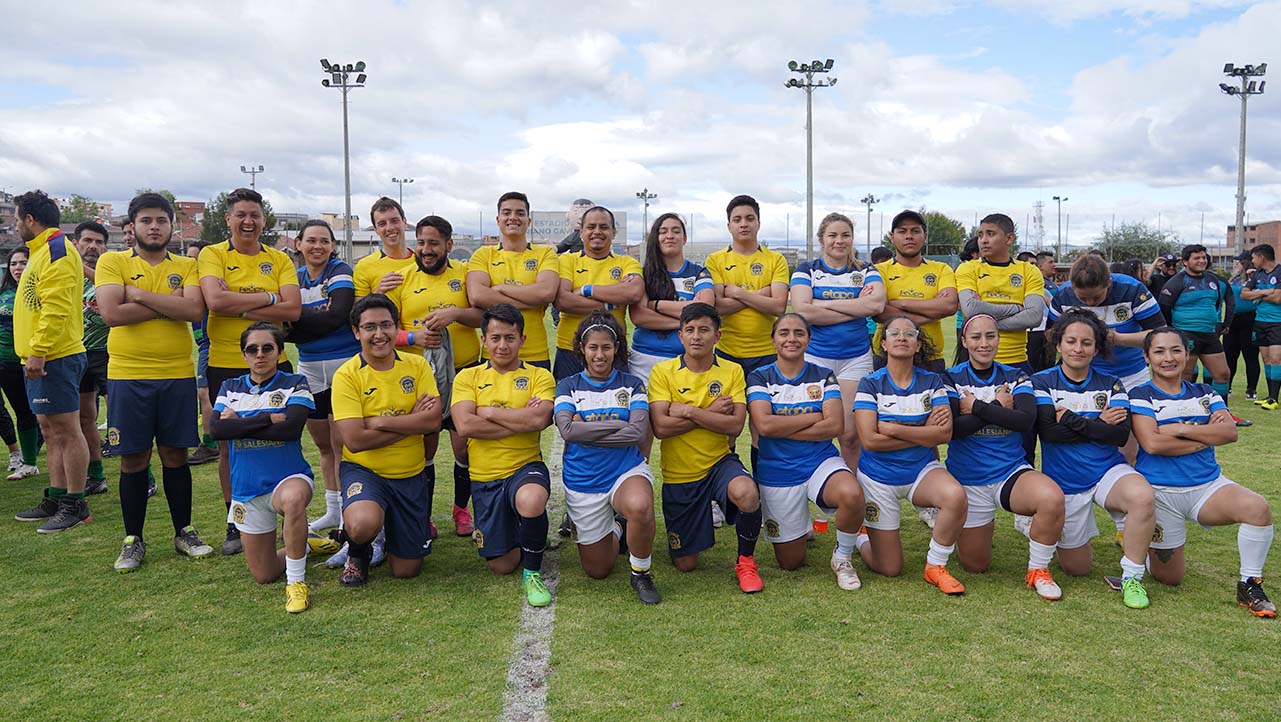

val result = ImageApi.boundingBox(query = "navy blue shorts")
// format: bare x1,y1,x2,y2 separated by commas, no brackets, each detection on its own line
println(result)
662,453,750,558
715,350,776,377
196,345,209,389
106,378,199,454
79,348,109,395
340,461,431,560
26,352,86,416
553,348,585,381
471,461,551,559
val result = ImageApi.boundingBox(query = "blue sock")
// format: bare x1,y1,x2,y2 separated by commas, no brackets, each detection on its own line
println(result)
1212,381,1230,400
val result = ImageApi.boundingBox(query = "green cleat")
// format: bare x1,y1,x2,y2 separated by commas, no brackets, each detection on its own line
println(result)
1122,577,1150,609
114,535,147,573
523,570,552,607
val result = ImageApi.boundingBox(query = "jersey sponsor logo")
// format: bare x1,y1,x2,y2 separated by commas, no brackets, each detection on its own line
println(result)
168,273,182,289
708,380,723,396
491,261,504,267
1093,392,1108,410
448,279,462,292
130,273,145,281
400,375,415,393
898,288,925,299
478,383,493,389
346,482,364,498
806,384,821,400
751,263,763,276
259,262,273,275
107,427,120,446
515,376,529,390
575,268,589,274
886,275,902,281
1114,306,1131,322
667,531,682,550
269,390,286,407
364,387,377,396
865,502,880,523
615,389,630,406
227,266,240,271
978,273,991,279
1010,274,1023,288
524,259,538,271
764,519,780,538
678,387,692,394
232,504,246,524
610,266,622,281
923,273,938,287
724,264,738,272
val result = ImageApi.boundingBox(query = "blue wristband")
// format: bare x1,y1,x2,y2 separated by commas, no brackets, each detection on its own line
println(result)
408,332,415,346
583,285,593,298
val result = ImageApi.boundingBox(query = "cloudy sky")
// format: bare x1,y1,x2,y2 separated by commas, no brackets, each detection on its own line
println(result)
2,0,1278,254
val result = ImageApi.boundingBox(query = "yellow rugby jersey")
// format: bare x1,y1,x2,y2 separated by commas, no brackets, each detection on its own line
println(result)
331,351,439,479
955,258,1045,365
467,243,558,361
874,258,955,361
452,361,555,482
555,251,642,350
391,260,480,368
648,356,746,484
704,245,790,357
198,242,298,367
95,250,199,379
15,228,85,363
352,250,416,297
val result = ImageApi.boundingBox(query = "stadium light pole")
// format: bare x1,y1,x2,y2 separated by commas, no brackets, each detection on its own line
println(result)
392,177,414,208
860,193,878,259
786,58,837,262
635,187,657,243
1053,195,1068,259
1221,62,1267,251
321,58,367,260
239,165,264,190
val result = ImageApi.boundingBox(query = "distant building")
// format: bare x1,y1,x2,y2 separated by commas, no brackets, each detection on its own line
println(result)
1227,221,1280,255
529,210,628,246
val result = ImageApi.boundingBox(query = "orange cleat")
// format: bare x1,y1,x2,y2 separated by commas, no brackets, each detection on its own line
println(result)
735,555,764,594
452,504,474,536
1025,567,1063,601
924,563,965,595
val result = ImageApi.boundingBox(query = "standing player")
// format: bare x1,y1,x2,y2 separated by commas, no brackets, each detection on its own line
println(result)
648,303,765,593
210,323,316,612
790,212,885,470
1225,252,1261,401
98,192,214,570
353,197,417,298
1027,251,1059,372
853,316,968,595
946,314,1066,601
747,313,866,590
628,213,715,381
1,248,41,480
874,211,958,373
1033,309,1156,609
554,312,660,604
1241,244,1281,410
1129,327,1274,617
73,221,111,496
466,192,559,369
1156,244,1240,423
955,214,1045,372
451,304,556,606
198,187,301,555
11,190,91,533
186,241,220,466
552,206,643,380
331,295,442,586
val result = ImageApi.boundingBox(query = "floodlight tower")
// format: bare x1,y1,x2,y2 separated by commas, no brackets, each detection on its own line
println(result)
1220,62,1267,251
785,58,837,261
239,165,264,190
321,58,367,259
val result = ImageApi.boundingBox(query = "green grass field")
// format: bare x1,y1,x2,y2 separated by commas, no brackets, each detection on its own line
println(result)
2,330,1279,721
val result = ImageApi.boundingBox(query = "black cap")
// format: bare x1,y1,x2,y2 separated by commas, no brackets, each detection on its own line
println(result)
1160,253,1177,263
1236,250,1254,262
891,210,927,231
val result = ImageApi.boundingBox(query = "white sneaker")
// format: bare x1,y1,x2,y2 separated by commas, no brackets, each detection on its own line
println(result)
1012,514,1033,539
831,553,862,591
7,463,39,481
711,501,725,529
1026,568,1063,601
916,506,937,530
8,451,21,472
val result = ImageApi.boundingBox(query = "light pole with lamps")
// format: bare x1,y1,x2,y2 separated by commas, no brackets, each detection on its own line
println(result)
320,58,366,260
1053,195,1068,259
860,194,878,260
786,58,837,262
1220,62,1267,251
239,165,264,190
635,187,657,243
392,177,414,208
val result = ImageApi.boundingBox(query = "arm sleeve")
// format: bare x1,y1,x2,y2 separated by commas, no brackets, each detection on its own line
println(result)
244,404,309,441
1036,403,1090,444
208,413,273,440
1221,279,1235,330
972,393,1036,432
1157,276,1181,320
287,286,354,343
959,290,1020,319
949,397,988,439
1059,409,1131,446
995,294,1046,331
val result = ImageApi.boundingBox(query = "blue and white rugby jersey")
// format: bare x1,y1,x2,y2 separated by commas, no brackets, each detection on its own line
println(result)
1049,274,1163,379
944,361,1034,486
296,258,361,362
1129,380,1226,488
554,369,648,494
214,371,315,501
854,367,951,485
791,259,882,359
631,261,713,358
746,361,841,487
1032,367,1128,494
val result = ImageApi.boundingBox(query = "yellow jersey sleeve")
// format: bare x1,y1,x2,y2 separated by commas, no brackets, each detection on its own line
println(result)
94,251,126,287
329,358,363,422
531,365,556,402
466,246,491,275
648,360,674,404
954,260,978,293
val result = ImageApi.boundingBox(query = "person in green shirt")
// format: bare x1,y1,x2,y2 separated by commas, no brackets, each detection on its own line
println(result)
75,222,111,495
1,247,40,479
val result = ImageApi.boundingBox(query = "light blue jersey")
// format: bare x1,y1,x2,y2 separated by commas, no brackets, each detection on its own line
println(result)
854,367,951,485
1032,367,1128,494
747,361,841,487
296,258,361,362
944,362,1034,486
790,260,882,359
1245,263,1281,323
1129,380,1226,487
1158,270,1231,334
214,371,315,501
1050,274,1164,378
632,261,713,358
554,369,648,494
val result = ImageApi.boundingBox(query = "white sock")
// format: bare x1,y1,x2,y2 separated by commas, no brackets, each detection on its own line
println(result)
286,554,306,584
1239,523,1274,581
1028,540,1056,570
855,529,870,555
629,554,651,573
1120,555,1145,581
325,490,341,515
926,538,955,567
834,530,858,558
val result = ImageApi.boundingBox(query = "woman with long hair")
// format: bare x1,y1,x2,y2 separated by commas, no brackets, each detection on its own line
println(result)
1,248,39,479
628,213,714,381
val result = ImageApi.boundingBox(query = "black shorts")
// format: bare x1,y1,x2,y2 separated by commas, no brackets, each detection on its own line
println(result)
309,388,332,419
715,350,776,376
553,348,585,381
79,348,109,395
662,454,750,559
1255,321,1281,348
206,361,294,400
340,461,431,560
471,461,551,559
1184,330,1225,356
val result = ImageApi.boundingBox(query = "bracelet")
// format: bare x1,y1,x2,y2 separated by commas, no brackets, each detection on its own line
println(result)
583,284,593,298
408,331,415,346
267,292,278,306
652,299,660,312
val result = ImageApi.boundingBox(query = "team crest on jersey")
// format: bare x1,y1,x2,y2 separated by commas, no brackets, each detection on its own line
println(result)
807,385,822,400
923,273,937,287
921,392,933,410
259,262,273,275
472,529,485,549
1093,392,1108,410
615,389,630,406
1200,396,1211,411
232,504,246,524
681,278,695,292
1151,525,1164,544
1010,274,1023,288
667,531,682,550
347,483,363,498
167,273,182,289
708,380,723,396
1114,306,1131,322
515,376,529,390
524,259,537,271
449,279,462,292
750,263,763,276
850,271,864,286
269,391,285,407
400,376,415,393
107,427,120,446
865,502,880,523
610,266,622,281
765,519,781,538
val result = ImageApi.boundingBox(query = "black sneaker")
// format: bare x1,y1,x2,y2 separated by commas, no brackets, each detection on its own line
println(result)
84,477,109,496
615,513,629,557
37,496,91,534
340,552,371,587
187,445,219,465
557,512,576,538
100,439,112,458
15,492,59,522
1237,577,1277,618
630,570,661,605
220,524,243,555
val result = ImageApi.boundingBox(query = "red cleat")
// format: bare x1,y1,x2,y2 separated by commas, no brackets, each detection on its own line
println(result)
453,504,474,536
735,555,764,594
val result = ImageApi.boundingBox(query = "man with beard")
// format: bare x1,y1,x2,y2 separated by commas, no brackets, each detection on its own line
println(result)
198,187,301,555
98,193,214,571
353,197,417,298
873,211,958,374
73,221,111,496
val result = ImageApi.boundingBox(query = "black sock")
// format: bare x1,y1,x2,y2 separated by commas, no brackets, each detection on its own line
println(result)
749,446,759,477
424,463,436,518
162,465,193,534
1269,378,1281,403
518,512,549,572
348,540,372,561
736,507,762,558
119,470,150,538
453,463,471,508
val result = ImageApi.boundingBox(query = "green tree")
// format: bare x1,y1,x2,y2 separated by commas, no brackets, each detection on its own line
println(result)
200,191,278,245
60,194,103,224
881,209,967,257
1069,222,1178,263
134,188,178,207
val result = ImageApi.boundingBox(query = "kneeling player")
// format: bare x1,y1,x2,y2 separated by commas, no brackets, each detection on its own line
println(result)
1130,327,1275,617
452,304,556,607
747,313,865,590
554,312,660,604
649,303,764,593
331,295,442,587
210,323,316,613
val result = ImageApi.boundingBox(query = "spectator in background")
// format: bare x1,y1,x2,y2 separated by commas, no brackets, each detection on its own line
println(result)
1027,251,1058,372
1226,252,1261,401
1147,254,1177,297
555,198,595,255
954,237,979,366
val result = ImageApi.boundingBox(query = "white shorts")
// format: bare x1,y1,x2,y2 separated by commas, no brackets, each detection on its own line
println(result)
805,351,874,382
760,456,851,543
564,463,654,546
627,350,671,382
1059,463,1133,549
227,474,314,534
298,357,347,395
858,461,945,531
963,464,1033,528
1150,476,1236,550
1118,367,1152,391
